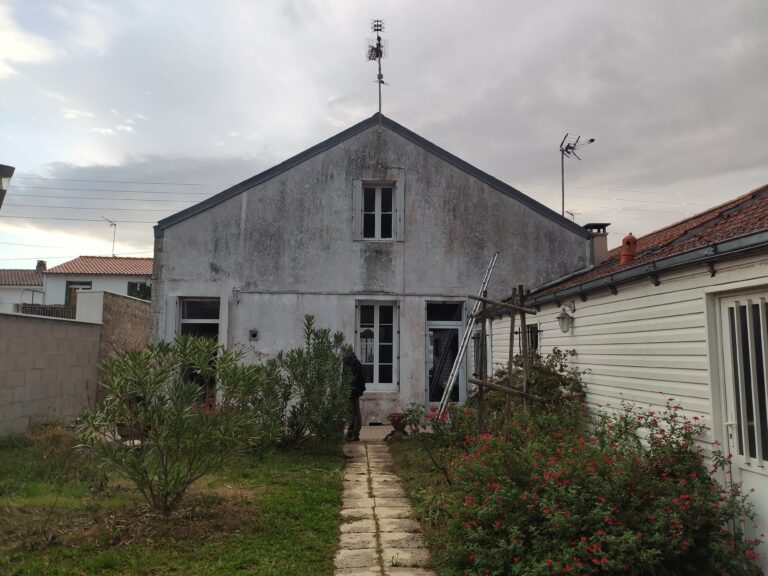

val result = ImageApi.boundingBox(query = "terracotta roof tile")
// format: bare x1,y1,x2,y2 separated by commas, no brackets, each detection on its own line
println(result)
46,256,153,276
536,183,768,297
0,269,43,286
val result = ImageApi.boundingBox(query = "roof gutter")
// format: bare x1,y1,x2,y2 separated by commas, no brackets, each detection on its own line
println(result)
528,229,768,307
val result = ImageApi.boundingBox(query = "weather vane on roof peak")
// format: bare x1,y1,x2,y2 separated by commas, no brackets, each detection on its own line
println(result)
367,19,387,117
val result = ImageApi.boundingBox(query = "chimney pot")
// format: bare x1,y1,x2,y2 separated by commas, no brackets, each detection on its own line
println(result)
36,260,47,272
620,233,638,265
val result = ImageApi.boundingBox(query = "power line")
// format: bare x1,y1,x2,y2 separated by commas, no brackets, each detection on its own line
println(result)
0,250,153,262
14,175,211,186
0,215,156,223
3,203,178,212
9,185,213,196
530,191,716,208
7,193,195,203
0,241,73,248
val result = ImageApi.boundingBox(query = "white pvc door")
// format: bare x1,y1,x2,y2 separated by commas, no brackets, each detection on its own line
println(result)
720,292,768,570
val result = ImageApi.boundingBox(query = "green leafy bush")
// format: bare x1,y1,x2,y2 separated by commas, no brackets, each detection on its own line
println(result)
218,314,351,448
79,336,252,516
272,315,350,446
407,352,761,575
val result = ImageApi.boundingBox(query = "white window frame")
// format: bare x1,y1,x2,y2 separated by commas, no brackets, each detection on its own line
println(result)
178,297,220,335
362,185,394,240
352,180,404,242
356,300,399,392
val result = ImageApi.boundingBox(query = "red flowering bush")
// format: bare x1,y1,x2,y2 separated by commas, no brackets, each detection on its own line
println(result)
411,361,761,575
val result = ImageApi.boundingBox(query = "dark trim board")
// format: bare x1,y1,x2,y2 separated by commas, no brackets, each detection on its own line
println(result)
154,114,588,239
524,229,768,310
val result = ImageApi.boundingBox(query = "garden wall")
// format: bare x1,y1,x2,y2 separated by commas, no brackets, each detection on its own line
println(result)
0,313,101,435
81,291,151,366
0,291,151,435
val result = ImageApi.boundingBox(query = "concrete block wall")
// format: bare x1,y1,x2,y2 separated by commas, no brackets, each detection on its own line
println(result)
0,313,100,435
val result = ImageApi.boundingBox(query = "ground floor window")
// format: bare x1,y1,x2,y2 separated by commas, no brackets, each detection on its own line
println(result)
178,297,220,404
178,297,220,338
65,281,92,306
357,302,397,390
127,281,152,300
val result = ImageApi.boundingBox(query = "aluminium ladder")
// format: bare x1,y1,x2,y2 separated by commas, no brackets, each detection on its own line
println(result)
437,251,499,417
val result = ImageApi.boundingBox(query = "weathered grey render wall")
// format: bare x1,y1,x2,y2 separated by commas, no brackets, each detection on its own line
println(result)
152,122,590,420
0,314,100,435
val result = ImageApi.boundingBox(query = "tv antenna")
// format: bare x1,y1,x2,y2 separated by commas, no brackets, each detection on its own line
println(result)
101,216,117,256
559,133,595,216
367,19,387,169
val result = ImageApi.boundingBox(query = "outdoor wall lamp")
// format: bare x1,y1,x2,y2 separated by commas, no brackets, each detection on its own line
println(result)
232,284,240,304
556,302,576,333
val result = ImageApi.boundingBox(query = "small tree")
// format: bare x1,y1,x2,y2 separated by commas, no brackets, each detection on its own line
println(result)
79,336,251,516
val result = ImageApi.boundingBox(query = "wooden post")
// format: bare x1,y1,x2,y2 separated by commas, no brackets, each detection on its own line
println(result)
478,290,487,433
519,284,530,411
504,288,516,439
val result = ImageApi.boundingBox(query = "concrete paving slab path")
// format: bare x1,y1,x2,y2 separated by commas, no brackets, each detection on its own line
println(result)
334,441,436,576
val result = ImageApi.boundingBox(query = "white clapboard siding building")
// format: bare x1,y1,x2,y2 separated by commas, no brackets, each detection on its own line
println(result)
489,183,768,568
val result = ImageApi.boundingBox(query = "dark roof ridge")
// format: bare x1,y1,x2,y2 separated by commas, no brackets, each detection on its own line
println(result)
154,113,588,239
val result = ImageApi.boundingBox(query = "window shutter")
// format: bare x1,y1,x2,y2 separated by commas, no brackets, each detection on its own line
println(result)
395,182,405,241
352,179,363,240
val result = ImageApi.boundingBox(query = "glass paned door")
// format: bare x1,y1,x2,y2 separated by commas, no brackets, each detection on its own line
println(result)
425,302,466,408
428,327,460,403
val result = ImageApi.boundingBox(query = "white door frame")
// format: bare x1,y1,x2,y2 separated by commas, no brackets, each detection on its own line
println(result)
424,305,467,413
717,290,768,569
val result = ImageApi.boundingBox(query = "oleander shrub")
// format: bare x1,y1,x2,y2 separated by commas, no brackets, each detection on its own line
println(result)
79,336,252,516
274,315,350,445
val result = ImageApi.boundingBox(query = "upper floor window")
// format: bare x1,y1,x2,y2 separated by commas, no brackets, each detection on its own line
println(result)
363,185,393,239
353,180,402,241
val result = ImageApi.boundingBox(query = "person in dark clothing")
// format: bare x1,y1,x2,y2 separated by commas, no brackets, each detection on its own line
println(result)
343,347,366,441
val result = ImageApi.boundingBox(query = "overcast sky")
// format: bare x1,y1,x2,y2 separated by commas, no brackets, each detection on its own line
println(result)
1,0,767,269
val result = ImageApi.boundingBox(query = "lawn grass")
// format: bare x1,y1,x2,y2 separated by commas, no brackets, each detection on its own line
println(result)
0,427,345,576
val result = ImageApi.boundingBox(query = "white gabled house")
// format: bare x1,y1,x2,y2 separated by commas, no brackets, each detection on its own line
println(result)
151,113,594,423
0,261,45,314
44,256,153,307
489,183,768,567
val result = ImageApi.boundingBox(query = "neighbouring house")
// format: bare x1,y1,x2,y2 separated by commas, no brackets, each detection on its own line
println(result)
152,113,592,422
44,256,153,308
489,183,768,567
0,260,45,314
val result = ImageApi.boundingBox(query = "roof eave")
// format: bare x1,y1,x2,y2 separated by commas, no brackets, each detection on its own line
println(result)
154,115,382,238
528,229,768,307
378,116,589,239
154,114,589,240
